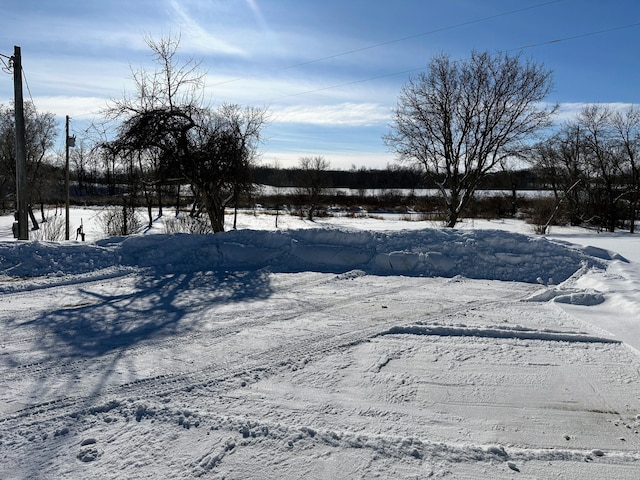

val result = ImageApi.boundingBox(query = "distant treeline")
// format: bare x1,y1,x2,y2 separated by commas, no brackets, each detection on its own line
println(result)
252,166,541,191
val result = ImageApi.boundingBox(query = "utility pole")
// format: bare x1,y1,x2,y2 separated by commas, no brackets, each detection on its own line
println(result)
13,46,29,240
64,116,76,240
65,115,70,240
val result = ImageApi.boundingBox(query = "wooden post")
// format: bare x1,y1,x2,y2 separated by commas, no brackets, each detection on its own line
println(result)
65,115,70,240
13,46,28,240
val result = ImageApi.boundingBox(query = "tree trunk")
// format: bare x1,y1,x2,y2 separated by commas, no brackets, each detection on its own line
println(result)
202,191,224,233
175,183,180,216
607,189,616,233
233,204,238,230
144,187,153,228
445,211,459,228
147,201,153,229
29,205,39,230
443,186,459,227
232,190,239,230
122,202,128,236
157,184,163,217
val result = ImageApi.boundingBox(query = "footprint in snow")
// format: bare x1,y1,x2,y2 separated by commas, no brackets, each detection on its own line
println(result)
77,438,101,463
507,461,520,472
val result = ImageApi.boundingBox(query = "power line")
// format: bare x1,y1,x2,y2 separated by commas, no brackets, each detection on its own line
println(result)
14,57,44,123
0,52,12,74
212,0,565,88
266,68,420,102
2,49,41,113
508,21,640,52
265,21,640,103
21,66,36,107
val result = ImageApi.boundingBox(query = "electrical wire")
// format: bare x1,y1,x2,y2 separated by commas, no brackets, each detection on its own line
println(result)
4,1,637,118
211,0,566,88
507,21,640,52
21,67,36,107
3,50,46,126
264,21,640,103
0,50,35,105
0,52,13,75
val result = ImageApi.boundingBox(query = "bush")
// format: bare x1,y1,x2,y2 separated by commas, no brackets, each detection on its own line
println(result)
99,206,143,236
32,215,66,241
525,198,566,234
164,215,213,234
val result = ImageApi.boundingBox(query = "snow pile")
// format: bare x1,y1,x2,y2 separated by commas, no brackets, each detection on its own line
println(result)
0,228,604,284
0,241,117,278
2,210,640,479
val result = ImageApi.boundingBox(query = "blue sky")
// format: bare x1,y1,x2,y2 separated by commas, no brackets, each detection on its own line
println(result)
1,0,639,169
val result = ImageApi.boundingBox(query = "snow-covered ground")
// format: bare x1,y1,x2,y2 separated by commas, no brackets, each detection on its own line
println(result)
1,207,639,479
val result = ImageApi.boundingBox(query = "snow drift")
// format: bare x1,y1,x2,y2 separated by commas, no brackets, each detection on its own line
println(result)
2,213,640,480
0,227,604,284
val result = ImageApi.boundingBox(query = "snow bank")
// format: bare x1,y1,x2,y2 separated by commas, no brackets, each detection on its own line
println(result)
0,228,603,284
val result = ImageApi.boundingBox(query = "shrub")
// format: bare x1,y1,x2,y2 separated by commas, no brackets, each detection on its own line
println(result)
164,215,213,234
32,215,66,241
99,206,143,236
525,198,566,234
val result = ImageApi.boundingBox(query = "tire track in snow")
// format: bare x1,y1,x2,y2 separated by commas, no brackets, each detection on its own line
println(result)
0,268,139,351
0,286,505,427
0,267,137,295
185,411,640,471
0,268,344,352
1,270,400,379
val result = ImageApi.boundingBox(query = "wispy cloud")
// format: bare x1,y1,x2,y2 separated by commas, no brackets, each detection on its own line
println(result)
33,96,109,121
168,0,247,56
272,102,390,126
553,102,638,123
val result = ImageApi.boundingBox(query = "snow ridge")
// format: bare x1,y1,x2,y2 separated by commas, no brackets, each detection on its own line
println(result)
383,323,621,344
0,228,603,284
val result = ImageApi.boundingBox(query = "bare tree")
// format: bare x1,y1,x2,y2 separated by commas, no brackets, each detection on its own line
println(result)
385,50,556,227
0,102,58,227
531,105,640,233
83,120,121,197
297,155,330,221
0,104,16,211
70,135,99,196
611,106,640,233
270,159,286,228
576,105,624,232
103,33,204,221
108,33,205,119
105,34,267,233
178,103,267,232
531,124,587,226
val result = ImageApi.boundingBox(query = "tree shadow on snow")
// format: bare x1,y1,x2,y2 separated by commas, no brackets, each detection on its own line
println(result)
0,269,273,466
23,269,273,358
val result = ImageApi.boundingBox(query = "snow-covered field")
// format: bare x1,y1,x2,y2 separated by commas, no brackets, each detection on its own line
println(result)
1,207,640,479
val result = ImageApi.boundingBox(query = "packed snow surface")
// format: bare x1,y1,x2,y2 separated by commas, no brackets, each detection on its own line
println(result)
1,209,639,479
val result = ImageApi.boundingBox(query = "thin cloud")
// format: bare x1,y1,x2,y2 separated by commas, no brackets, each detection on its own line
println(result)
553,102,637,123
272,103,390,126
34,96,109,120
169,0,247,56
